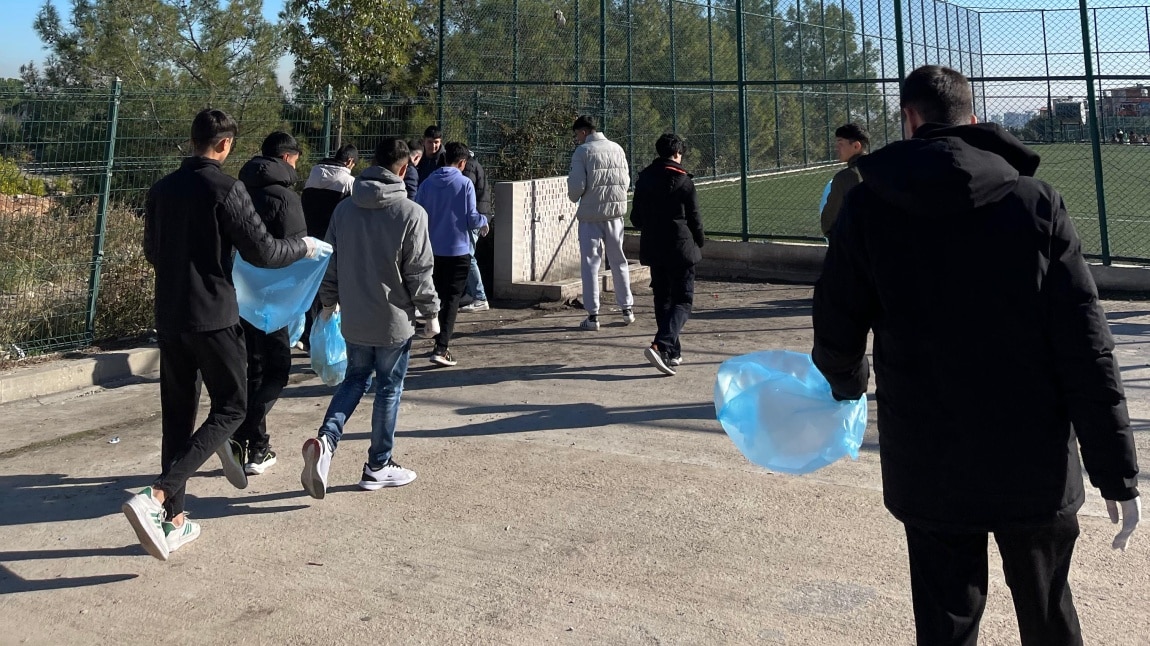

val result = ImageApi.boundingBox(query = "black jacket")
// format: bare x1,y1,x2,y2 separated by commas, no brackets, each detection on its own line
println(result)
144,157,308,333
629,158,705,267
404,164,419,200
812,123,1138,531
239,156,308,240
820,153,863,235
301,160,354,239
417,149,492,216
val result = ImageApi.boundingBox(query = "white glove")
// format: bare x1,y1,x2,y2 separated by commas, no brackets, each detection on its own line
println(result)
416,315,440,338
320,303,340,320
1106,496,1141,551
303,236,333,259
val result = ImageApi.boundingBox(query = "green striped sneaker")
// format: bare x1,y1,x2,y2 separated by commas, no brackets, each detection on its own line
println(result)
122,487,170,561
163,517,201,553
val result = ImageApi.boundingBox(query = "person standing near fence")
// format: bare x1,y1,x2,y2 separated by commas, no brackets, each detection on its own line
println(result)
812,65,1140,645
820,123,868,237
567,115,634,330
405,139,423,199
416,125,445,184
414,142,489,367
301,143,357,348
300,138,439,498
630,133,704,376
232,131,308,476
124,109,322,561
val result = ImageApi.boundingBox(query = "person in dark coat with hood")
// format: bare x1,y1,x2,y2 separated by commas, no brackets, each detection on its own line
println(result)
812,65,1140,646
629,133,704,376
232,131,310,477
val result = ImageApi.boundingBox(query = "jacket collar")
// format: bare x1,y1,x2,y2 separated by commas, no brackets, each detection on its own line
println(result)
585,132,608,143
846,152,865,168
182,156,222,170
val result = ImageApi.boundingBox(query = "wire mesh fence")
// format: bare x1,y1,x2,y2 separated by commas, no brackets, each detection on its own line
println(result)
1,0,1149,355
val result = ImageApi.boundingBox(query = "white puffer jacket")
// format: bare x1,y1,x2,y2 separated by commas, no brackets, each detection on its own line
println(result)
567,132,630,222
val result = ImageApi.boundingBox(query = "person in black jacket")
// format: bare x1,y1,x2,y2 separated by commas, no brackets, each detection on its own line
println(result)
301,143,357,347
819,123,867,236
233,132,308,476
123,109,321,561
404,138,422,199
630,133,704,376
812,65,1140,645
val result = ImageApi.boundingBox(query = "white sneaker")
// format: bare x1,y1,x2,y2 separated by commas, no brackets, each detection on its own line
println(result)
301,436,334,500
122,487,169,561
359,459,417,490
215,438,249,489
164,517,201,553
622,309,636,325
579,317,600,331
459,300,490,312
669,355,683,367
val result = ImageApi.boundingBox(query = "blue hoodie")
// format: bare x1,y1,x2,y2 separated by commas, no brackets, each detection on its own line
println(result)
414,166,488,256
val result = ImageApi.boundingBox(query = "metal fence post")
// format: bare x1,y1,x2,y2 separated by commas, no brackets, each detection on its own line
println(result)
1079,0,1111,264
322,84,333,158
437,0,446,127
600,0,608,122
670,0,678,134
735,0,750,241
85,78,121,341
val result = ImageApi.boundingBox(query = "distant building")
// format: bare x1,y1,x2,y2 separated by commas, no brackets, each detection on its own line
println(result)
1003,111,1036,129
1102,85,1150,117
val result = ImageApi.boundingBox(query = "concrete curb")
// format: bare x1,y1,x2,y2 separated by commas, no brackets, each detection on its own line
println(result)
624,235,1150,291
0,346,160,405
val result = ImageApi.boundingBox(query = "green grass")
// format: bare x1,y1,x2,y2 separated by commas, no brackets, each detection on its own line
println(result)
693,143,1150,261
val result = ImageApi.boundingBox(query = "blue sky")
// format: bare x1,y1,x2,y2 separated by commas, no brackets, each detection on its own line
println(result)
0,0,291,85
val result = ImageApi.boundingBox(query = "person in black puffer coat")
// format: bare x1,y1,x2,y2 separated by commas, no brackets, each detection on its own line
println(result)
233,132,310,476
812,65,1140,646
629,133,704,375
126,109,318,561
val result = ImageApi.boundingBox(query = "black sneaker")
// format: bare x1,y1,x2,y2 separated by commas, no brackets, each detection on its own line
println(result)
644,344,676,376
215,438,249,489
430,348,457,367
245,447,278,475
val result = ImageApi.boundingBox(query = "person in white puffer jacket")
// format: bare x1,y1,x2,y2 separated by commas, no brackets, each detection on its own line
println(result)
566,115,635,331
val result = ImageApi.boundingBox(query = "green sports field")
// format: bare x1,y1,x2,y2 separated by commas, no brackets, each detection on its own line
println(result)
694,143,1150,261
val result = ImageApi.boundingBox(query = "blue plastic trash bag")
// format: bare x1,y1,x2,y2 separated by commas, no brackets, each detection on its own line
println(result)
714,350,867,475
309,311,347,386
818,178,833,214
288,312,306,347
233,248,331,334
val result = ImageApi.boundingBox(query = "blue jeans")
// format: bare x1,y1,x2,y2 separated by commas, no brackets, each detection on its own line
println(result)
465,229,487,302
318,338,412,468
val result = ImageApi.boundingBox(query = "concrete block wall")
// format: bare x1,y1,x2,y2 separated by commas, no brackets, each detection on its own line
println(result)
494,177,583,301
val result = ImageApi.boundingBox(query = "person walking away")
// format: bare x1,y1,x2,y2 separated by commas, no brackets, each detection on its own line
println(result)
233,131,308,476
404,139,423,199
630,133,704,376
414,142,489,367
300,138,440,497
459,147,493,313
566,115,634,330
301,143,357,347
820,123,868,237
812,65,1140,646
124,109,322,561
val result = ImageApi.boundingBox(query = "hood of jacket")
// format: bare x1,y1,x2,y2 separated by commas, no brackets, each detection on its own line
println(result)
856,122,1040,217
425,165,466,188
305,161,353,192
351,165,408,209
239,155,297,189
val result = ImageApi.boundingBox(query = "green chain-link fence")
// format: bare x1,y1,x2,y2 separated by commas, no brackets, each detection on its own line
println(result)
1,0,1148,355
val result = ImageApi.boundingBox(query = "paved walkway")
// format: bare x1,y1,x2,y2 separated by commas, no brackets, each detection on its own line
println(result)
0,281,1147,645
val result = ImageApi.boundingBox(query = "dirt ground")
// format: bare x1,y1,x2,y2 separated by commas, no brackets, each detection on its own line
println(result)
0,281,1147,645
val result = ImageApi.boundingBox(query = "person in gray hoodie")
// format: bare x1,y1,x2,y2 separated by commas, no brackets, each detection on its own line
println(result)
300,138,440,498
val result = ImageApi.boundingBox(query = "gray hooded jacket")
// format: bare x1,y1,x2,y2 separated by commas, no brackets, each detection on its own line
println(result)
319,166,439,347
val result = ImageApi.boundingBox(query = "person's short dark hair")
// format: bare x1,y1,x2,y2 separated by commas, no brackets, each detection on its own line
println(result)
834,123,870,150
423,125,443,140
191,108,238,150
900,65,973,126
374,137,410,172
655,133,686,159
333,143,358,164
407,139,423,157
261,131,302,158
572,115,597,132
444,141,470,165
